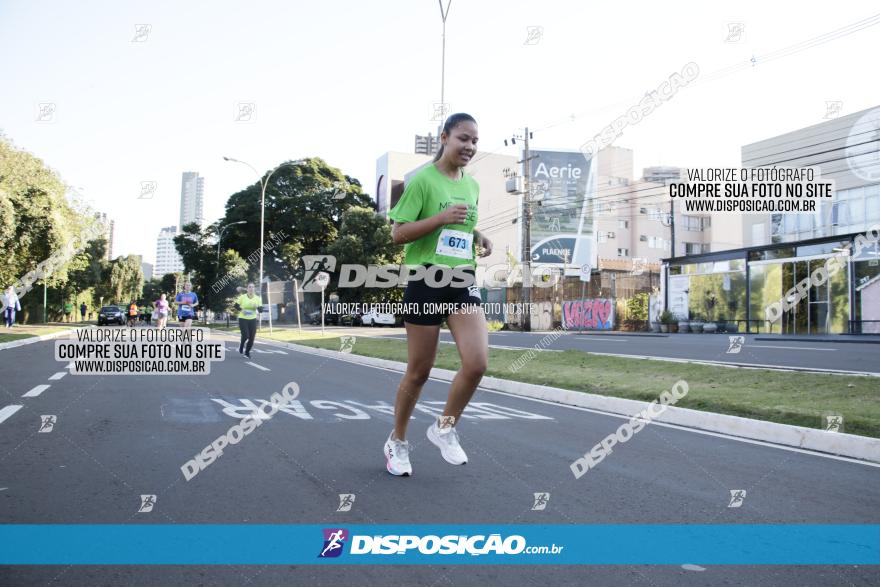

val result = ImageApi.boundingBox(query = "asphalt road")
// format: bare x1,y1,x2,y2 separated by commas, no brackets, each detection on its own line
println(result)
1,327,878,585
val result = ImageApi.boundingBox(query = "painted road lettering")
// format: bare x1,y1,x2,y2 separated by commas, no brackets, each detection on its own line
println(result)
209,398,553,422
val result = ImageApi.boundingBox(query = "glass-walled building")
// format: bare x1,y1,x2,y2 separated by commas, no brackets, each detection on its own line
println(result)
664,231,880,334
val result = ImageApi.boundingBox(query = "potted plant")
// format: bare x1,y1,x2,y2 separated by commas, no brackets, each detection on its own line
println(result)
659,310,675,333
724,303,739,333
677,314,690,333
703,320,718,333
690,314,705,333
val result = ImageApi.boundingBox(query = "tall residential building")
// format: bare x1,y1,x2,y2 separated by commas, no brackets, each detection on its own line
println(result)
179,171,205,229
154,226,184,278
141,262,153,281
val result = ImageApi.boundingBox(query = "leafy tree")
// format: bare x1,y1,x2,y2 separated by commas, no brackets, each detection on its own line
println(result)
326,206,403,304
220,158,372,281
110,255,144,304
0,135,107,321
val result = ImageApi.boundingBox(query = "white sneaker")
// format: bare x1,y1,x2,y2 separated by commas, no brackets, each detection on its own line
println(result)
384,431,412,476
427,420,468,465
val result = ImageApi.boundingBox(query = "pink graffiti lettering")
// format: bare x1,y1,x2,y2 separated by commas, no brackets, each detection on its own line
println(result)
563,299,613,330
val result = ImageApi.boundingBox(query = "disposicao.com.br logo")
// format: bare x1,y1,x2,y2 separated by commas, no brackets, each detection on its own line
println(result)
319,528,563,558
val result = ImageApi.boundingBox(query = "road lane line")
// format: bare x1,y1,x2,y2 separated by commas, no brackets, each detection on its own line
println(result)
751,345,837,351
0,405,23,424
245,362,270,372
22,385,51,398
48,372,67,380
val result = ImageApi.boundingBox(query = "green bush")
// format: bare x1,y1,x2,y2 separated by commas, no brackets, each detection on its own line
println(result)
487,320,504,332
625,293,649,321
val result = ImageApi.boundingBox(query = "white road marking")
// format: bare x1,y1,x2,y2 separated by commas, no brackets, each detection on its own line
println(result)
22,385,50,398
572,337,628,342
489,344,563,352
254,344,287,355
245,362,270,372
0,405,23,424
48,372,67,380
751,345,836,351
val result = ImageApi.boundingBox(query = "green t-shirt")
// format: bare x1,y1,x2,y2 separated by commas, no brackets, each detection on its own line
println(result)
236,294,261,320
388,163,480,268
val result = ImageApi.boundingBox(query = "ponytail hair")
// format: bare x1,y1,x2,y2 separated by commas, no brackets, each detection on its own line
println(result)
434,113,477,162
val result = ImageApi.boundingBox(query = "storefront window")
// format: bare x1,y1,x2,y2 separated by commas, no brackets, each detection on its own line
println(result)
687,271,747,322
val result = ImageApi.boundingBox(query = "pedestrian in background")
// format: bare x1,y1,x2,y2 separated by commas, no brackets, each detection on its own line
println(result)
155,293,170,329
3,286,21,328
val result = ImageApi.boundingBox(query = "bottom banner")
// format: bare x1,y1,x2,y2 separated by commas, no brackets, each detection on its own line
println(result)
0,525,877,565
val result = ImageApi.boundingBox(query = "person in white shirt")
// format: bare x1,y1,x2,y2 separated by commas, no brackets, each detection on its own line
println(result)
3,286,22,328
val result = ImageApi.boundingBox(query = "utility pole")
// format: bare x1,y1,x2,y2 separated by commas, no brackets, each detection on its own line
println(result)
506,128,537,331
669,199,676,257
521,128,534,332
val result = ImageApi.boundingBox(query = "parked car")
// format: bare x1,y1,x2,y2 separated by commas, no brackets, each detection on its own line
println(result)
360,309,395,327
97,305,126,326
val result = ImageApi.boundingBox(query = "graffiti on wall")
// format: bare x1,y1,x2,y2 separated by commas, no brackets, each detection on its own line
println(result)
562,299,614,330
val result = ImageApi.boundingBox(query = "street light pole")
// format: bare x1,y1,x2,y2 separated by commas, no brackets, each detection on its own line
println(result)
437,0,451,138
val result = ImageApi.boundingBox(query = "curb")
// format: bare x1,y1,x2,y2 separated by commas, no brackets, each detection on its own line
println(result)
0,326,90,351
228,330,880,465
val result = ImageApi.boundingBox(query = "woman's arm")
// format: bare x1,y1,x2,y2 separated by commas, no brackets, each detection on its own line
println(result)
391,204,468,245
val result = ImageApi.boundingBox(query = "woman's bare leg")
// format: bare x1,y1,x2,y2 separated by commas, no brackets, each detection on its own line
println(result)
393,322,440,440
442,309,489,425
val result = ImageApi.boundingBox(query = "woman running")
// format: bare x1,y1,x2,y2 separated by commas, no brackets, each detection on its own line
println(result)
155,293,170,329
175,282,199,329
234,283,262,359
384,113,492,476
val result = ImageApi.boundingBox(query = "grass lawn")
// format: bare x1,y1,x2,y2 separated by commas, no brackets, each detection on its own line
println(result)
0,324,80,344
210,326,880,438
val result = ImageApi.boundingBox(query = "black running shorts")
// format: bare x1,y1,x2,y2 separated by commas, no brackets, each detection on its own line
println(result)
402,265,482,326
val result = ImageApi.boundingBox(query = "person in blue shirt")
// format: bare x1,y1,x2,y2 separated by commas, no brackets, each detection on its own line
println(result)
175,282,199,329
